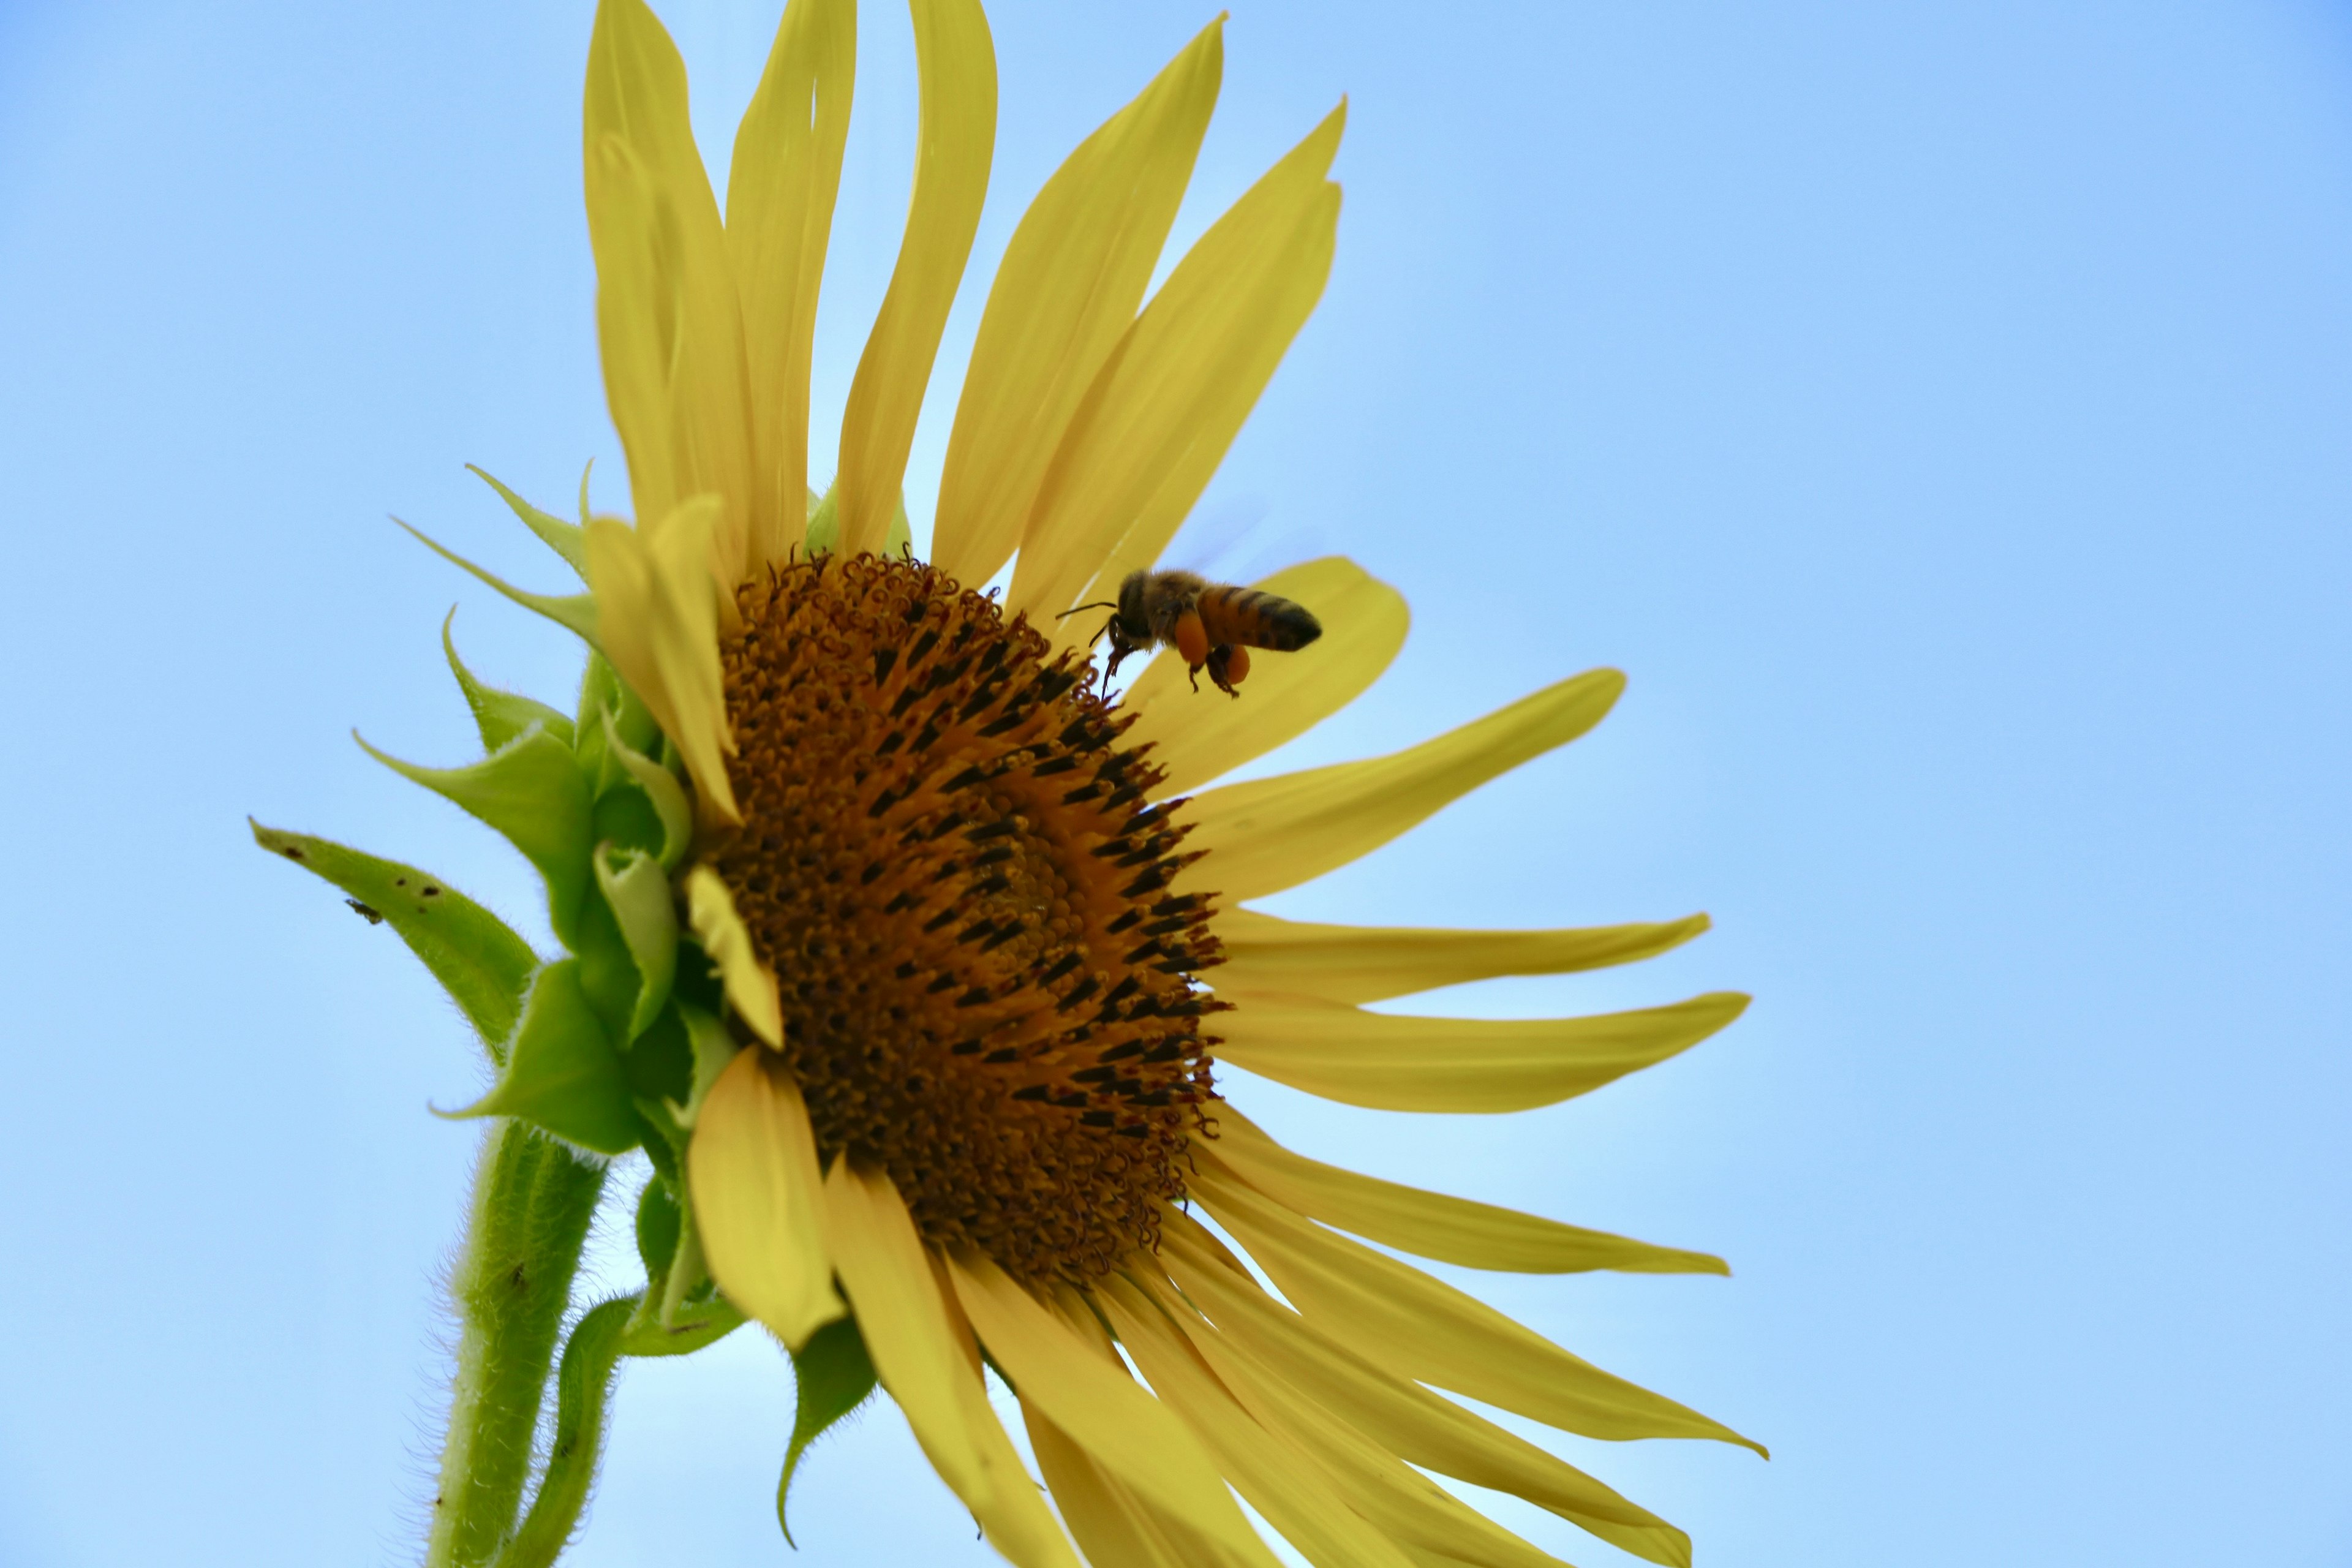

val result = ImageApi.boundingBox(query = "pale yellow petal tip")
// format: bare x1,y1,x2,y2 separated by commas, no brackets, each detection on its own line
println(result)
582,507,744,823
691,1051,845,1349
685,867,783,1044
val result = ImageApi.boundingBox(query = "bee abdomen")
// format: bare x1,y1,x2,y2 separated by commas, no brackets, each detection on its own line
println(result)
1200,585,1322,652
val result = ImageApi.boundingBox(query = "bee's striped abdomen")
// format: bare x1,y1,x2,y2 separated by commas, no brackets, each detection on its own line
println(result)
1197,584,1322,653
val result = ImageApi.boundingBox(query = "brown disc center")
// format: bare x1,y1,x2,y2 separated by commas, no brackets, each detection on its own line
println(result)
710,552,1223,1281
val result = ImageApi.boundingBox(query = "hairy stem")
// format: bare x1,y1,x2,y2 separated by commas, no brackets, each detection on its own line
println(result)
495,1295,638,1568
426,1121,608,1568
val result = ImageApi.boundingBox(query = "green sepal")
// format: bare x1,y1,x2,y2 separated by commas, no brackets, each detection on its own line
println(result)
442,611,575,753
592,845,677,1042
802,484,839,556
251,821,537,1060
467,464,587,579
396,518,601,648
599,711,691,870
635,1173,682,1286
359,723,595,949
800,483,909,560
620,1293,744,1359
673,1001,740,1127
778,1315,879,1547
622,1008,693,1114
443,959,639,1155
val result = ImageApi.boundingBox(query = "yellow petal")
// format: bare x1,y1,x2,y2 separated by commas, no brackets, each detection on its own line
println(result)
821,1162,992,1504
583,503,741,823
1214,905,1710,1005
835,0,995,557
1189,1166,1766,1456
931,20,1223,589
1208,987,1749,1114
1180,667,1623,902
1098,1273,1419,1568
683,867,781,1044
1160,1216,1693,1568
1023,1405,1200,1568
584,0,758,596
726,0,856,575
1009,105,1344,637
688,1051,843,1348
1134,1270,1569,1568
1200,1110,1728,1275
1118,557,1407,797
946,1251,1268,1562
821,1164,1079,1566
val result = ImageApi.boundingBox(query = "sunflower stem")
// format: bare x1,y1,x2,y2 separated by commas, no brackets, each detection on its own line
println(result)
426,1120,608,1568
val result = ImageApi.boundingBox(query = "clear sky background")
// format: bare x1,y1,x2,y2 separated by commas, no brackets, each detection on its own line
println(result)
2,1,2348,1564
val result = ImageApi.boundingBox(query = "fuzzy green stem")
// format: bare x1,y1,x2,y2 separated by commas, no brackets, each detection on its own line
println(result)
494,1294,638,1568
426,1120,608,1568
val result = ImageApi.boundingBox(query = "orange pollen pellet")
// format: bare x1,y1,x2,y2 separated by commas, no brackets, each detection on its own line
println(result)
707,552,1227,1283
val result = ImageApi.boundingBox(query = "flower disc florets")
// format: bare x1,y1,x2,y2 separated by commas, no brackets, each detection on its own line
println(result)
711,552,1224,1281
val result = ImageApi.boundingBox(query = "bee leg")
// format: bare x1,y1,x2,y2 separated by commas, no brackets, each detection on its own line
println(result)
1207,643,1249,696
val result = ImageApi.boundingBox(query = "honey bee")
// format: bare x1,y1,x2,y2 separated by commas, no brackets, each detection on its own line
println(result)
1060,569,1322,696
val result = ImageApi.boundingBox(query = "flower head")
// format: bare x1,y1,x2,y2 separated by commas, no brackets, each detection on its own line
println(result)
271,1,1760,1562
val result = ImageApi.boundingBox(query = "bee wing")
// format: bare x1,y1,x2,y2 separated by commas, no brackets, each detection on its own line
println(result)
1158,498,1332,592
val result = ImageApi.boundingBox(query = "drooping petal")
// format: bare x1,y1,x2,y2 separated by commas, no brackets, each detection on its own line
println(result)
1120,557,1406,797
1189,1166,1766,1456
1134,1270,1570,1568
835,0,995,557
1180,668,1623,902
684,868,782,1045
1009,105,1344,636
946,1251,1267,1561
583,502,740,823
1200,1111,1728,1275
689,1052,843,1348
932,19,1223,588
821,1163,1079,1566
1022,1407,1201,1568
584,0,758,593
1096,1273,1419,1568
1159,1217,1694,1568
1209,987,1750,1114
726,0,854,574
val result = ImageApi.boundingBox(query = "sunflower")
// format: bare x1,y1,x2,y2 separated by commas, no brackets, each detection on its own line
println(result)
265,1,1759,1562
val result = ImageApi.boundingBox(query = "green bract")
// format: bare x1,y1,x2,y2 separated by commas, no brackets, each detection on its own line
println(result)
257,468,887,1567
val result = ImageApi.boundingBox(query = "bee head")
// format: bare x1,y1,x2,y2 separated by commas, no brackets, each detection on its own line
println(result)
1100,571,1159,679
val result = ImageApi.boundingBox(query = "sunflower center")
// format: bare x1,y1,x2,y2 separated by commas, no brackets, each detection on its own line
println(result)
711,552,1224,1281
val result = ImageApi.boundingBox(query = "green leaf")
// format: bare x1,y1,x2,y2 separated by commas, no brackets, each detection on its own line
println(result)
777,1316,879,1547
600,711,692,869
359,723,596,949
593,845,677,1042
442,610,575,753
251,821,537,1060
469,464,588,579
445,959,639,1155
396,518,601,647
635,1173,681,1287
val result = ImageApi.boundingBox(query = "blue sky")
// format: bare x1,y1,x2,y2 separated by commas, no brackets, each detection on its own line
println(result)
2,1,2349,1564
